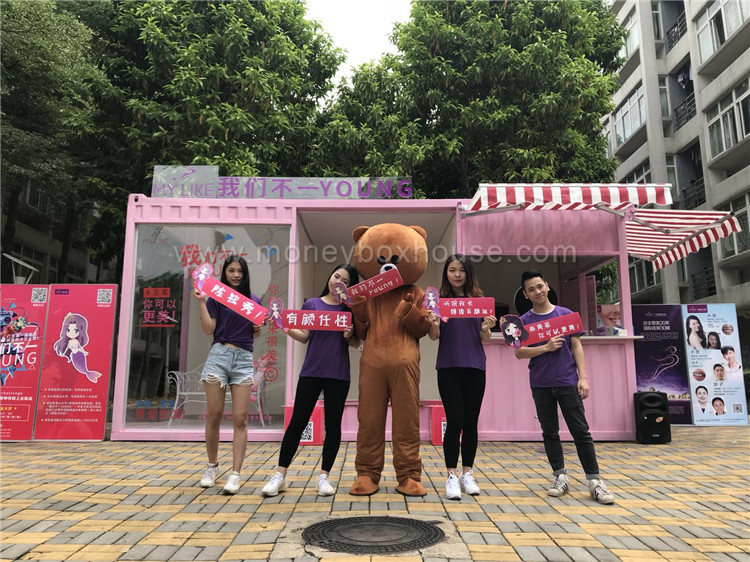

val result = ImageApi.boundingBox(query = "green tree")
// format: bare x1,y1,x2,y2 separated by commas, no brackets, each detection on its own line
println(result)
1,0,100,281
68,0,344,278
320,0,625,198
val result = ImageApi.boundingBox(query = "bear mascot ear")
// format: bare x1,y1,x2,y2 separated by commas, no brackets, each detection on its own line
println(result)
353,226,369,243
408,226,427,241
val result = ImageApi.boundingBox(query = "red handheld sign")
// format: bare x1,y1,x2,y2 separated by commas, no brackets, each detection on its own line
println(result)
346,268,404,300
192,264,268,325
438,297,495,319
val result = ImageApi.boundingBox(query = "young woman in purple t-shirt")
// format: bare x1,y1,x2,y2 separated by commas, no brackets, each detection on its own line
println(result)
194,256,263,495
427,254,496,500
262,264,360,498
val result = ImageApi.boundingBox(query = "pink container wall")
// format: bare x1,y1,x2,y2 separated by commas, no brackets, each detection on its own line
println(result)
112,194,636,442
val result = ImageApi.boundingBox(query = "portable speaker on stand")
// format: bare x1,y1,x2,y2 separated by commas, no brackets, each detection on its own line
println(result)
633,391,671,444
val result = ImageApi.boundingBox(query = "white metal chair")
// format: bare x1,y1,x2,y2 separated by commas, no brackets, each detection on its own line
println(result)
167,364,266,427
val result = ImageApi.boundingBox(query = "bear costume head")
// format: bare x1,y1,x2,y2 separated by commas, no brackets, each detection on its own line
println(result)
352,223,428,284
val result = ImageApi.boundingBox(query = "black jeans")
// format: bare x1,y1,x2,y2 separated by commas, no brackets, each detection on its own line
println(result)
531,386,600,479
438,367,486,469
279,377,350,472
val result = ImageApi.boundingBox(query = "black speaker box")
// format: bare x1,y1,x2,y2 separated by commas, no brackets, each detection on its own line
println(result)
634,391,671,444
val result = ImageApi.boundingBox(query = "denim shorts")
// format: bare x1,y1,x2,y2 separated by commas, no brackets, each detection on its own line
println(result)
201,343,254,388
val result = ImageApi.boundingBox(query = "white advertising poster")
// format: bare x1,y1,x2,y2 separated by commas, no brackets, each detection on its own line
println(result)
683,304,747,426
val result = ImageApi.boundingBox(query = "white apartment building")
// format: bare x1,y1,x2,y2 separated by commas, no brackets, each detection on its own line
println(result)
607,0,750,321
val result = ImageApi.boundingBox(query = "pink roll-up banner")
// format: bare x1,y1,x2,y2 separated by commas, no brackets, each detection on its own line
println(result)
34,284,118,440
0,285,49,441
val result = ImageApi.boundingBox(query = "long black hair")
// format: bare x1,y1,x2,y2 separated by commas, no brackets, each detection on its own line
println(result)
220,255,251,298
439,254,483,298
319,263,359,297
685,315,707,348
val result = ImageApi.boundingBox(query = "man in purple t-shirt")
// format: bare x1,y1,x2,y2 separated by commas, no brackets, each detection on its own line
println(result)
515,270,615,505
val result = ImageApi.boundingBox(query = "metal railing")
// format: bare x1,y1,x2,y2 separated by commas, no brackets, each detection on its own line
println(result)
691,266,717,300
666,11,687,51
674,92,696,131
682,177,706,209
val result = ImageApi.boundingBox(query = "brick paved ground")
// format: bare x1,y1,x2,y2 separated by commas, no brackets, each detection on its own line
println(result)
1,426,749,561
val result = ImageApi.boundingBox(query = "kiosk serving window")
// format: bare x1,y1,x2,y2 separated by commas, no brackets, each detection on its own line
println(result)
124,224,290,430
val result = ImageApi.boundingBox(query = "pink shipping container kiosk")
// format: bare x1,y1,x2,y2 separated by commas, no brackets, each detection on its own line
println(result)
110,170,740,442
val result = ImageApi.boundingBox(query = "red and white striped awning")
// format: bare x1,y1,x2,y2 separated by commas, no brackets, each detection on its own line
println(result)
627,209,741,271
464,183,741,271
467,183,673,212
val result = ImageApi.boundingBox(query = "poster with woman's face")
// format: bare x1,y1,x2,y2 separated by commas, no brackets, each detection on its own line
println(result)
682,304,747,426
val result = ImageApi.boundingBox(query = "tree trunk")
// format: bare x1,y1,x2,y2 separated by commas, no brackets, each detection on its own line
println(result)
1,184,23,283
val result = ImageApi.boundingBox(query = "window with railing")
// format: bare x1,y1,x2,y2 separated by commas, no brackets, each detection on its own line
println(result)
720,193,749,258
697,0,750,63
707,77,750,158
682,177,706,209
623,161,651,184
620,10,640,61
691,266,717,299
674,92,696,130
614,85,645,147
666,10,687,50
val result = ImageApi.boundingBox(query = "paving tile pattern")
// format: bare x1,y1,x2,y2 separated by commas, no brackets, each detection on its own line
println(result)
1,426,749,561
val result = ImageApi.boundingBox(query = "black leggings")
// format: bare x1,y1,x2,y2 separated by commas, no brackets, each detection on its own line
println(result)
437,368,486,469
278,376,350,472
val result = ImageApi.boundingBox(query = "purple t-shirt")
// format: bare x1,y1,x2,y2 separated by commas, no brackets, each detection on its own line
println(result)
207,294,262,352
520,305,584,388
436,316,486,371
298,298,351,381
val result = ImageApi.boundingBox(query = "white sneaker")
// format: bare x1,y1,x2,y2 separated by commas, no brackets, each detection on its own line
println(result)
588,478,615,504
445,472,461,500
199,463,219,488
460,470,480,495
547,473,570,497
317,474,335,496
262,471,288,497
222,471,241,495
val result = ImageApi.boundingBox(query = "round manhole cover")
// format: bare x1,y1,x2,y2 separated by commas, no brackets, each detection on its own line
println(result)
302,516,445,554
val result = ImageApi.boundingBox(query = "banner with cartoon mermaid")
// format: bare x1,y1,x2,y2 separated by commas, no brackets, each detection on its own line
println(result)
632,305,691,424
34,284,118,440
0,285,49,441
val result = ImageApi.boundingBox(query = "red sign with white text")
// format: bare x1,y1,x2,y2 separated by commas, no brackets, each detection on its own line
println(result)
524,312,584,345
282,310,351,331
0,285,49,441
438,297,495,319
192,265,268,325
34,285,117,440
347,268,404,300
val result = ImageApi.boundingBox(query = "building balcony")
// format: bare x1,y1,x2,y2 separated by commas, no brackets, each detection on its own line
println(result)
673,92,696,131
665,11,687,52
681,177,706,210
691,266,717,300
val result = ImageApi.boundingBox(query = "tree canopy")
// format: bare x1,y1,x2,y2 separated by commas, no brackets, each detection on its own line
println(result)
319,0,625,198
2,0,625,281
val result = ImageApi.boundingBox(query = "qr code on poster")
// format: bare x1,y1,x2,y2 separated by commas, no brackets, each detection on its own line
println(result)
732,403,744,414
97,289,113,304
301,422,314,442
31,287,48,304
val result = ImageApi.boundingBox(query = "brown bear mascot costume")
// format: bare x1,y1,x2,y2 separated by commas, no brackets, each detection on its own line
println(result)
349,223,431,496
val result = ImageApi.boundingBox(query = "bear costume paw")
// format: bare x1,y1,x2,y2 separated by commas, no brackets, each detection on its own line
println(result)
349,475,379,496
396,477,426,497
